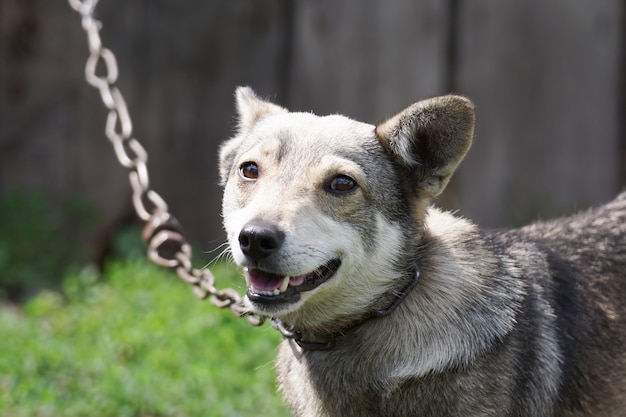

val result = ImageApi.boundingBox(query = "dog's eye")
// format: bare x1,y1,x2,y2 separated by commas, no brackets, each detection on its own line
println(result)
327,175,357,194
239,161,259,180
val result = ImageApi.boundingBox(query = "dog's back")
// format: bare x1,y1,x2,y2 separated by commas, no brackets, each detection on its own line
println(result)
515,191,626,415
387,194,626,417
474,191,626,416
276,193,626,417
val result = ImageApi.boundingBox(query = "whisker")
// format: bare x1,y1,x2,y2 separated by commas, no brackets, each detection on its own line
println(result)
203,241,231,257
203,244,234,269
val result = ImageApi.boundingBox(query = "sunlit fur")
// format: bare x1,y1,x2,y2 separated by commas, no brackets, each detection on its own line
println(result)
220,87,626,417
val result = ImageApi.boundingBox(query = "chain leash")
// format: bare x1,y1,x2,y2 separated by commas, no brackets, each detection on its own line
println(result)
67,0,265,327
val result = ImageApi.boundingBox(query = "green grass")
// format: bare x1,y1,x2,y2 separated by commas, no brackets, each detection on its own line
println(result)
0,259,290,417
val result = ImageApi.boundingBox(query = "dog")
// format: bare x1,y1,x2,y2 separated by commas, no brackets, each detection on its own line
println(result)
218,87,626,417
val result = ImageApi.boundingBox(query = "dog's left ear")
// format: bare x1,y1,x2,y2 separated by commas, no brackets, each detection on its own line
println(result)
375,95,475,197
219,87,288,185
235,86,288,134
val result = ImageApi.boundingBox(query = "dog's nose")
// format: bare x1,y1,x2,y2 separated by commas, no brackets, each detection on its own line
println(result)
238,221,285,260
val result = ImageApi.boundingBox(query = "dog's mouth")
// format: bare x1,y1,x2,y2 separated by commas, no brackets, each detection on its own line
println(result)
245,259,341,305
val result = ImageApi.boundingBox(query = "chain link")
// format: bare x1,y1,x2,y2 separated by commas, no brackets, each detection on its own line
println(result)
68,0,265,328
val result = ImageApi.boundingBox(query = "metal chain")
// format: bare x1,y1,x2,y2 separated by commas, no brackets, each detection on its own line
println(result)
68,0,265,327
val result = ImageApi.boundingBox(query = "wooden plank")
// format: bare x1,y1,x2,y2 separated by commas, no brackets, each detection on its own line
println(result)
288,0,451,121
452,0,623,226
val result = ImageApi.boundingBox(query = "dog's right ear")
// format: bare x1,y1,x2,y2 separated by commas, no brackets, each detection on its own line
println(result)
219,87,288,185
375,95,475,197
235,86,288,134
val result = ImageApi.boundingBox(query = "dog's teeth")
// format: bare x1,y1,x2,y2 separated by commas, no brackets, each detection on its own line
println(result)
273,288,280,296
280,276,290,293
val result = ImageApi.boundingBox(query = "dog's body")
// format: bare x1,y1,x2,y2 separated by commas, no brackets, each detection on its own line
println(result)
219,87,626,417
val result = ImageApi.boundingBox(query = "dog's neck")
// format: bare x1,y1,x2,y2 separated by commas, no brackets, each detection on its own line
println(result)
271,265,421,351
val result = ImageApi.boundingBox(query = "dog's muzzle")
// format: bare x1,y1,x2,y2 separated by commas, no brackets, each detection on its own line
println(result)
237,220,341,305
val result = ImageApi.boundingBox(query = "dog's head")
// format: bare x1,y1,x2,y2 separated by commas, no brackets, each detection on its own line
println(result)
219,87,474,331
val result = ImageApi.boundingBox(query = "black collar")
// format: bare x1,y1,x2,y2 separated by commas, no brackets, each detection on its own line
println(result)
270,265,420,351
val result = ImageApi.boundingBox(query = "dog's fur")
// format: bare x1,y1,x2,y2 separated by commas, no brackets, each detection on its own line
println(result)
219,87,626,417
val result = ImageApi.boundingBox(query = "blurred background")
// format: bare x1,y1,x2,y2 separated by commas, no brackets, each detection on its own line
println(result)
1,0,625,294
0,1,624,415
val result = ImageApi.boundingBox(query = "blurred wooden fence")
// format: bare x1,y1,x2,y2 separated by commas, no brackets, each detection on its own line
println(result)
1,0,624,255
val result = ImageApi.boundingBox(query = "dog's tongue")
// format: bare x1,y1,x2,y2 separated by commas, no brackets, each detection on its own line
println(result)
289,275,305,286
248,269,284,292
247,269,307,291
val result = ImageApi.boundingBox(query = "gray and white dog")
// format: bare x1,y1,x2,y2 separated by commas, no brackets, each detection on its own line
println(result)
219,87,626,417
